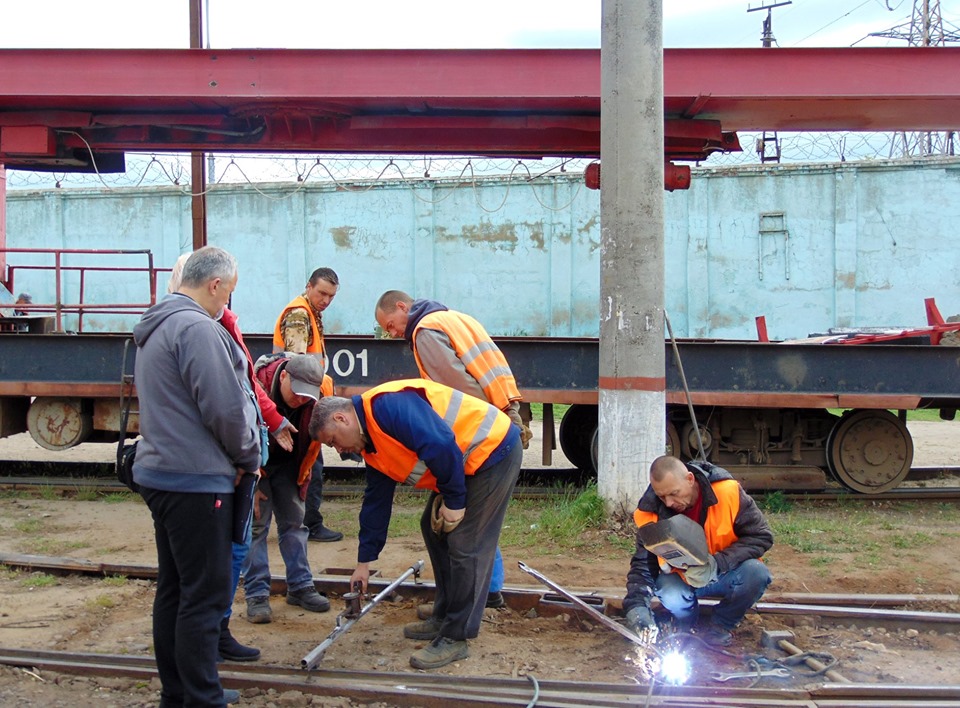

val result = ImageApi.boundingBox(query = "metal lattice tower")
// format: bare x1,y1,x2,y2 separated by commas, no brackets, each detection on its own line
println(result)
870,0,960,157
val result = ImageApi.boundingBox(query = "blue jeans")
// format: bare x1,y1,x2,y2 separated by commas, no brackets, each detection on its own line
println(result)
225,515,252,620
242,463,315,599
302,459,325,534
489,547,504,593
655,558,772,630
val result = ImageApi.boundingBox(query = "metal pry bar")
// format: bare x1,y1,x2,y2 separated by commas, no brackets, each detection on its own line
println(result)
301,559,425,670
518,561,646,648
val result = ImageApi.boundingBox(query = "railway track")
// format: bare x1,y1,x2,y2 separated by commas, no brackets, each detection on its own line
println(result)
0,646,957,707
2,471,960,502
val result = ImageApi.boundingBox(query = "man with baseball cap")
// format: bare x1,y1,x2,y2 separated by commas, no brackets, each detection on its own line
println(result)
242,354,331,624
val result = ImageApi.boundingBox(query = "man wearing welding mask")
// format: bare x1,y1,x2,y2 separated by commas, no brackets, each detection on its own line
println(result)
623,455,774,646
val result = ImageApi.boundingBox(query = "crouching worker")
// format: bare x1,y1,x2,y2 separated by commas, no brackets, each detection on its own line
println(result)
624,456,773,647
309,379,522,669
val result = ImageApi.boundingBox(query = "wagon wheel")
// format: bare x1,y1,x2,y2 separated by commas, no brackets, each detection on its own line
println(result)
558,404,598,472
666,421,681,459
826,409,914,494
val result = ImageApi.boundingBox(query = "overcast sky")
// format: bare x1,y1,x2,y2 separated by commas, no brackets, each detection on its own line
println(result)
0,1,951,50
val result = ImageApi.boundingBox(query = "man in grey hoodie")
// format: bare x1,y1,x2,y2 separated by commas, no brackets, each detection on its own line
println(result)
133,246,261,707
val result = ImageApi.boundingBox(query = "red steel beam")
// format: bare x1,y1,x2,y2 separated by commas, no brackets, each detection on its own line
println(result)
0,47,957,160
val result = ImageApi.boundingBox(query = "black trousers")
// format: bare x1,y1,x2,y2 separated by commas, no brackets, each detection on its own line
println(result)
421,442,522,641
142,487,233,707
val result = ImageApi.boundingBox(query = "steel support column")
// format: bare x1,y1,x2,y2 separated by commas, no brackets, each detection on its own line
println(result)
598,0,665,510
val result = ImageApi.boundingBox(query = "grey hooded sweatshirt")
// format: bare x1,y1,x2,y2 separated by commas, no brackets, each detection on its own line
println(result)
132,293,261,493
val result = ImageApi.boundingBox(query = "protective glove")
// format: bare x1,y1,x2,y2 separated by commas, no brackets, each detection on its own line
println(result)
430,495,464,536
684,554,718,588
625,605,659,645
519,424,533,450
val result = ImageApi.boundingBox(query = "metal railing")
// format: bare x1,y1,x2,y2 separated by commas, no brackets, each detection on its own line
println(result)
1,248,163,332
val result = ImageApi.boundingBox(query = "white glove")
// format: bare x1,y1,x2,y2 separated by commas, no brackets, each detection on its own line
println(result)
684,554,718,588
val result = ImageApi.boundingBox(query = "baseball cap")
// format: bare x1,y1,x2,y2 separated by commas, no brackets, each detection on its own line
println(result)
284,355,325,401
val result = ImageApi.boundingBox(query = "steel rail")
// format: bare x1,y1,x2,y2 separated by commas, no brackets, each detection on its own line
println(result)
1,550,958,626
3,473,960,502
6,646,959,707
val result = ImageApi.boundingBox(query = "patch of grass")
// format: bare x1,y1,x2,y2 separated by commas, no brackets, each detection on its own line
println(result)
38,485,61,501
21,538,90,555
101,492,135,504
101,575,128,587
14,518,44,533
529,403,571,422
20,573,58,588
892,532,933,549
87,594,116,610
758,491,792,514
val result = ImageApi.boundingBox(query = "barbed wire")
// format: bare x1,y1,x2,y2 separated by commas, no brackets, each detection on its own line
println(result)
5,131,956,198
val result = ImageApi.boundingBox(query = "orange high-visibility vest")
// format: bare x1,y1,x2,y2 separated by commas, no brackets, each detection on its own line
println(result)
273,294,334,397
634,479,743,582
360,379,512,491
412,310,520,411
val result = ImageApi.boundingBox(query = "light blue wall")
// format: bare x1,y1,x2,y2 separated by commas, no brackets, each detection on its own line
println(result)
6,158,960,338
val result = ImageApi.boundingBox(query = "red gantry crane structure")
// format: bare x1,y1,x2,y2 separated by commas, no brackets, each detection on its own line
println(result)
2,47,960,494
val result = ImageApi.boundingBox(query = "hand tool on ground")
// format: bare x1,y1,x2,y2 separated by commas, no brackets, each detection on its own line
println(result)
301,559,424,670
761,629,850,683
518,561,649,648
709,667,791,682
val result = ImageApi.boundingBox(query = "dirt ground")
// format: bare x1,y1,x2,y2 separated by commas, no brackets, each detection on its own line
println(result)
0,422,959,706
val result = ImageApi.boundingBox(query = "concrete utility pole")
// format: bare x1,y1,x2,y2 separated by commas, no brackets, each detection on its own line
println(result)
598,0,665,511
189,0,208,250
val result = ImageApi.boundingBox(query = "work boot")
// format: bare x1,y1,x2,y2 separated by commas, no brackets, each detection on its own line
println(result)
699,622,733,647
245,596,272,624
409,636,469,670
308,524,344,543
486,591,505,609
223,688,241,704
286,586,331,612
403,615,442,640
218,617,260,662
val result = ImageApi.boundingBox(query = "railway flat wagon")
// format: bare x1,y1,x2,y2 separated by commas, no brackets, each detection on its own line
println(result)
1,331,957,495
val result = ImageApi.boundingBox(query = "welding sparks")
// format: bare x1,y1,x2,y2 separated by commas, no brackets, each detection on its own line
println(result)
659,649,691,684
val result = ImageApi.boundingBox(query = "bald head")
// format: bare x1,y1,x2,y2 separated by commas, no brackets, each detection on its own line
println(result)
650,455,699,512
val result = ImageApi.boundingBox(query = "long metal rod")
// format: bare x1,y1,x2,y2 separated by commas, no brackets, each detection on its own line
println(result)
664,310,706,460
517,561,645,647
301,559,424,670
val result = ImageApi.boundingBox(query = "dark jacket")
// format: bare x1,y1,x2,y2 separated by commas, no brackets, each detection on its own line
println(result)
403,298,448,345
623,461,774,612
132,293,261,493
254,354,315,473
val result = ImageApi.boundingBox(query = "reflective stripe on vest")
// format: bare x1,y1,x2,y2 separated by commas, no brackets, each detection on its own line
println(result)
273,295,333,397
361,379,512,491
412,311,520,411
633,479,744,579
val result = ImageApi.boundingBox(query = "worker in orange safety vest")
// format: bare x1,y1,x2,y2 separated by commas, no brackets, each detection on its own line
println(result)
308,379,522,670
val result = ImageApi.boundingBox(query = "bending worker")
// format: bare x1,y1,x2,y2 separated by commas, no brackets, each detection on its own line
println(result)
274,267,343,543
375,290,533,607
623,455,773,647
309,379,522,670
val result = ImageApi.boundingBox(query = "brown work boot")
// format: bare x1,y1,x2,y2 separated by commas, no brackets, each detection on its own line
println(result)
409,636,469,670
403,616,442,640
